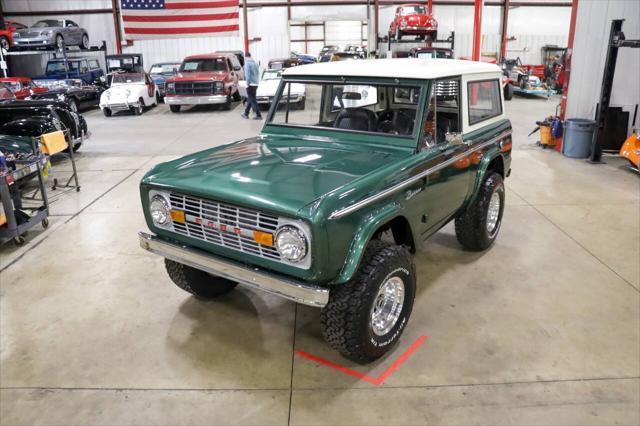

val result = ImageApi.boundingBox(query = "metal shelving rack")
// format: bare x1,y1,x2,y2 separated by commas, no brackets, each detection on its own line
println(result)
0,139,50,246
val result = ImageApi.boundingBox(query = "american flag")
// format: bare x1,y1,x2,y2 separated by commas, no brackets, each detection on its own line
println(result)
120,0,240,40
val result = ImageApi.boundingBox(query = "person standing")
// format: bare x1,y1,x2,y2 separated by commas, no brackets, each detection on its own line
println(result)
241,52,262,120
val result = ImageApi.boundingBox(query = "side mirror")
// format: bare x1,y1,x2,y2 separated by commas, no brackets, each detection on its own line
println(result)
234,65,241,71
445,132,464,145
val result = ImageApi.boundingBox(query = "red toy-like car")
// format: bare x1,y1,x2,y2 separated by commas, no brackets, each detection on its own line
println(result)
389,3,437,41
0,20,27,52
0,77,49,100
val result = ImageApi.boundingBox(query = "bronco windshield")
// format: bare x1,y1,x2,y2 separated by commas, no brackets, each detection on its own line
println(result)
268,81,423,138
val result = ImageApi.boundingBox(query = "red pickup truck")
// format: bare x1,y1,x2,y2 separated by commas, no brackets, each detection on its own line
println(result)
164,52,245,113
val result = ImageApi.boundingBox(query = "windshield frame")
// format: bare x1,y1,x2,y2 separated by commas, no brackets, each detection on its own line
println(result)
263,76,429,148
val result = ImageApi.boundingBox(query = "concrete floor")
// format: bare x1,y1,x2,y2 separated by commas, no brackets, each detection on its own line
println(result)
1,96,638,426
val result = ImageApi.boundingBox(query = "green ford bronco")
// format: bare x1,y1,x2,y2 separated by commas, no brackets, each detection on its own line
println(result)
139,59,512,364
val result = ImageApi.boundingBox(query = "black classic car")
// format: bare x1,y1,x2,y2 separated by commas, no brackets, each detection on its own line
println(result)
29,79,104,112
0,99,89,151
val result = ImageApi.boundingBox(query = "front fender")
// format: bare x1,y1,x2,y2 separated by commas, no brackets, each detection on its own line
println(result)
467,150,505,206
335,201,403,284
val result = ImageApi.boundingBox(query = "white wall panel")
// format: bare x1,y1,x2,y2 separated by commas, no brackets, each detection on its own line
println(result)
566,0,639,134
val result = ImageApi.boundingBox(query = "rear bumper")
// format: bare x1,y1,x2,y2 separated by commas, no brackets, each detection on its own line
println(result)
164,94,227,105
138,232,329,308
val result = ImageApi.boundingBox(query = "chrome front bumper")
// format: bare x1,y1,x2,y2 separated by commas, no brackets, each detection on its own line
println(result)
164,95,227,105
138,232,329,307
13,36,54,47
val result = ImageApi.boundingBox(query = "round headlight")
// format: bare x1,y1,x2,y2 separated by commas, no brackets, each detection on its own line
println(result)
275,226,308,263
150,195,170,226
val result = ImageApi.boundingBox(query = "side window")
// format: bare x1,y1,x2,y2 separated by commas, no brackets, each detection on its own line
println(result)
80,60,88,72
89,60,99,69
420,79,461,149
467,79,502,125
226,59,232,71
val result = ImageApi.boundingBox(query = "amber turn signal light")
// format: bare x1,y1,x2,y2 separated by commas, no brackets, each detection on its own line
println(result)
253,230,273,247
170,209,185,223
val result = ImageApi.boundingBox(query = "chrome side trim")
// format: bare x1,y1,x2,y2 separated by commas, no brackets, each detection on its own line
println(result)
139,232,329,308
329,129,512,219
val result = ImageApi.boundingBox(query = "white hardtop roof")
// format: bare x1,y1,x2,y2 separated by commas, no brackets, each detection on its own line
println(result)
283,58,501,80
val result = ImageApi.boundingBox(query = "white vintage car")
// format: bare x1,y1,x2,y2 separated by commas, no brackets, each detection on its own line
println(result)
99,73,160,117
256,69,306,109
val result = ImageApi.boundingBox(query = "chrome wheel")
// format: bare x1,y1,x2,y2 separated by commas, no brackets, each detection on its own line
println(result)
371,276,405,336
486,190,501,234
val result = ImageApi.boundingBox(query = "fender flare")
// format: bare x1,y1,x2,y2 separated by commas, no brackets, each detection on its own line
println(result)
467,150,505,206
334,202,405,284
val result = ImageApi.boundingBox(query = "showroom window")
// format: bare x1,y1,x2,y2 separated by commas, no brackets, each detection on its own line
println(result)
467,79,502,125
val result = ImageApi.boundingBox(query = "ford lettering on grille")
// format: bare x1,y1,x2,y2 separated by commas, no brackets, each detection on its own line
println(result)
168,192,281,261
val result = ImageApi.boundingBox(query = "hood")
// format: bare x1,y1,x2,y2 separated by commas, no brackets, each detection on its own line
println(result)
257,80,304,97
169,72,227,82
404,14,433,26
142,136,408,217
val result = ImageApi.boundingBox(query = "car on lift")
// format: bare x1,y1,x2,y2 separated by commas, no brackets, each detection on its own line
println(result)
164,52,244,113
389,3,438,41
408,47,453,59
38,57,104,85
28,78,104,112
138,58,512,363
11,19,90,50
99,72,160,117
149,62,181,98
0,99,89,151
0,20,27,52
0,77,49,100
256,68,306,110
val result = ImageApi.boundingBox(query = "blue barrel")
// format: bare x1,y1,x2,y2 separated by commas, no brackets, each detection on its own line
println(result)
563,119,596,158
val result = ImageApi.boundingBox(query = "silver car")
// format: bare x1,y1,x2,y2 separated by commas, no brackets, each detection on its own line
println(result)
12,19,89,50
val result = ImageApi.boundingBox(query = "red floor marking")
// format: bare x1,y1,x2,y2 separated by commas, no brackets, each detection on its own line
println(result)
295,335,428,386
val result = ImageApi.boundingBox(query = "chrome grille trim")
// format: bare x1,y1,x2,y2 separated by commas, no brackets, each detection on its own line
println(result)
168,192,281,261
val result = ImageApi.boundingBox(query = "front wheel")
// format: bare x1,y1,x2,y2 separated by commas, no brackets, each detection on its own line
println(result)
55,34,64,50
455,171,505,251
222,93,231,110
504,83,514,101
232,89,241,102
69,98,79,113
102,108,112,117
165,259,238,299
169,104,181,113
321,241,416,364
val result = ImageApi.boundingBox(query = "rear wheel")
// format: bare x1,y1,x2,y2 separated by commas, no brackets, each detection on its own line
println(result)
133,98,144,115
80,33,89,50
321,241,416,364
102,108,112,117
455,172,505,251
504,83,514,100
165,259,238,299
169,105,181,113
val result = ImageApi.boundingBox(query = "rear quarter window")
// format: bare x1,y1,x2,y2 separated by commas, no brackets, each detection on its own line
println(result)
467,79,502,125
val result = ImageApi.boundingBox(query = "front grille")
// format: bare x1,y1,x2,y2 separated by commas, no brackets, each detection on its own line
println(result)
174,82,221,95
169,192,281,261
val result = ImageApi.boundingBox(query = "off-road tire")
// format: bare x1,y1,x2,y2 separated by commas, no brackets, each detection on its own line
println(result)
321,240,416,364
170,105,181,113
455,172,505,251
165,259,238,299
